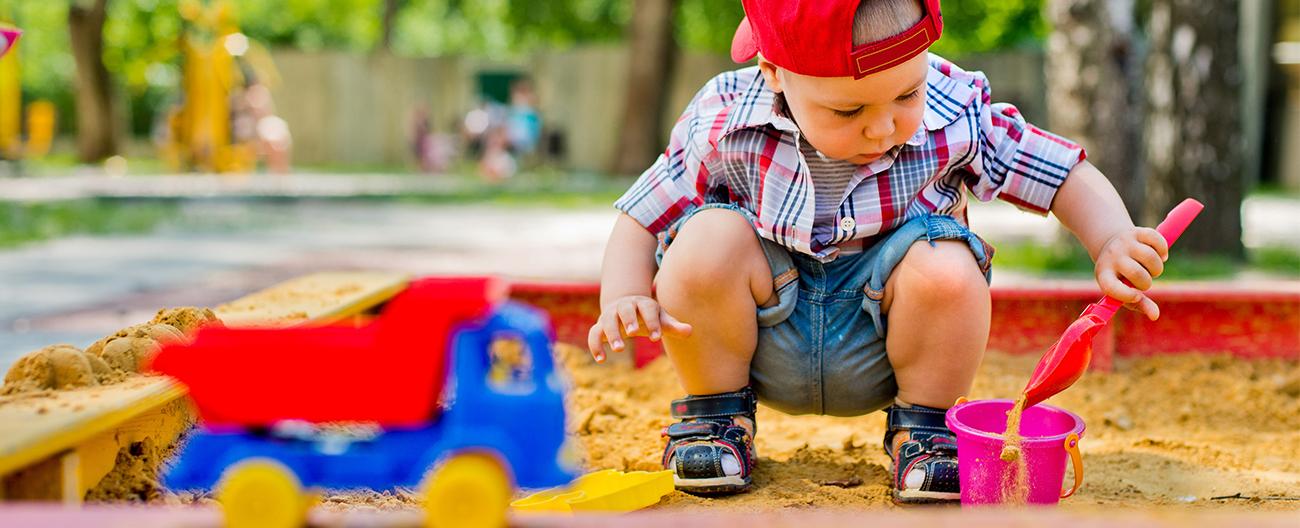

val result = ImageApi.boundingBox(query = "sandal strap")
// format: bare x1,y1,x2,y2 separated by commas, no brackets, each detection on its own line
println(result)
883,404,952,457
662,389,758,484
670,387,757,420
662,421,752,480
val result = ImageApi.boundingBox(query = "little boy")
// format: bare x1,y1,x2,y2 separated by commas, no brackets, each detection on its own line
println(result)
587,0,1168,503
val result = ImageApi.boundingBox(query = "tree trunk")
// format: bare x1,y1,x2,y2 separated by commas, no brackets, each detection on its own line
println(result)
68,0,117,163
380,0,403,52
1143,0,1244,258
1045,0,1144,219
611,0,677,176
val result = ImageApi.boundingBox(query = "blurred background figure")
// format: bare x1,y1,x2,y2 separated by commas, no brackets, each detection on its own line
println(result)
245,80,292,175
506,77,542,159
410,104,455,174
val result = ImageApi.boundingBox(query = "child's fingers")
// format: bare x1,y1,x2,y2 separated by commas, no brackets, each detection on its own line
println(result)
616,302,641,336
658,308,693,337
1116,258,1154,291
1132,243,1165,280
1135,227,1169,261
634,298,664,341
1098,270,1142,304
1124,294,1161,321
586,324,607,363
599,313,625,353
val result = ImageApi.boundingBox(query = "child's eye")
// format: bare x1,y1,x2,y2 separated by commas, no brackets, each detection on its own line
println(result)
897,90,922,102
832,106,863,118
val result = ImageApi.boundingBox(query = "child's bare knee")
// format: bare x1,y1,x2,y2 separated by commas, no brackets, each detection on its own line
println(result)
658,209,767,296
887,240,988,308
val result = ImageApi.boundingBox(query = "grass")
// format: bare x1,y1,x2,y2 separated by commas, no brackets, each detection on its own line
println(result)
992,240,1300,279
0,199,179,249
391,166,633,209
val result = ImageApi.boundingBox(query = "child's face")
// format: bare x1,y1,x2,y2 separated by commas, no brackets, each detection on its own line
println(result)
759,53,928,165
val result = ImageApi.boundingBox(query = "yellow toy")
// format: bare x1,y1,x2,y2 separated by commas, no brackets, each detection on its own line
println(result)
0,25,21,158
511,469,674,514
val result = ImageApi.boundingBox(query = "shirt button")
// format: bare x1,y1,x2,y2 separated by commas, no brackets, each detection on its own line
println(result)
840,217,856,231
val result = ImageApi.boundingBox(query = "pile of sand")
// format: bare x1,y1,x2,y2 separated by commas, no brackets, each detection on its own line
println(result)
556,344,1300,511
2,307,220,394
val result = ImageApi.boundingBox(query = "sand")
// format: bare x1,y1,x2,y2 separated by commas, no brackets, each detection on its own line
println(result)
556,344,1300,511
3,308,217,395
1,344,104,393
70,338,1299,513
999,395,1029,503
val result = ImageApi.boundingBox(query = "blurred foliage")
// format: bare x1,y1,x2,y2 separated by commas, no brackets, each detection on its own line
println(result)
930,0,1048,57
1,0,1047,140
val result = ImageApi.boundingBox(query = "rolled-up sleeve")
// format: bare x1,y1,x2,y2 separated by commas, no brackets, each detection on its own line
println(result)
613,88,717,234
963,74,1086,215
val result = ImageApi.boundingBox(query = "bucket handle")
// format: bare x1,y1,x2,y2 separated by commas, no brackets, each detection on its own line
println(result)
1060,433,1083,499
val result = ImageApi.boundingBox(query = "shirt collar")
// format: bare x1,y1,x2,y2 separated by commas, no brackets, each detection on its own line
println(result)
719,57,977,143
921,58,978,131
720,69,801,138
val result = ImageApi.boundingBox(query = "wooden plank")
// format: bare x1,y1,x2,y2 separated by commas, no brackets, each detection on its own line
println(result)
0,271,412,502
0,378,186,479
213,271,411,327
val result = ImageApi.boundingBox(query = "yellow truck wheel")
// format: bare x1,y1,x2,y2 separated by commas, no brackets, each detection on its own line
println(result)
217,459,309,528
422,452,512,528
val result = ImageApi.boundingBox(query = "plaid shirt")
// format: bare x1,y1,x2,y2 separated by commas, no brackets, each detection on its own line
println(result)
614,54,1087,262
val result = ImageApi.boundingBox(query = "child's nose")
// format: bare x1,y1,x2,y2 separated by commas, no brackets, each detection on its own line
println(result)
861,111,896,141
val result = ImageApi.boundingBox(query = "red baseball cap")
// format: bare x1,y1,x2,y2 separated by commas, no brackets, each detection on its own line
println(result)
731,0,943,79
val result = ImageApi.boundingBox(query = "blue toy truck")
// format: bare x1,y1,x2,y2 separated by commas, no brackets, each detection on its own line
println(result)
152,277,575,528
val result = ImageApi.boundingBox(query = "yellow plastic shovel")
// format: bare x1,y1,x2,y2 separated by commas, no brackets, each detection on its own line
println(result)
511,469,673,514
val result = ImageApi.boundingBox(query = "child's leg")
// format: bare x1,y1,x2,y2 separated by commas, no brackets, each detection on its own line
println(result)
655,207,775,495
656,208,776,395
881,239,991,447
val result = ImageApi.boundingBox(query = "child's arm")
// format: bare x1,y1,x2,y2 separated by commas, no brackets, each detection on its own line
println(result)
587,213,692,363
1051,160,1170,320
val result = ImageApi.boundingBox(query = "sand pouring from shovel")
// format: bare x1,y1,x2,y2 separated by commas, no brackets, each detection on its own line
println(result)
1021,198,1206,410
998,198,1204,464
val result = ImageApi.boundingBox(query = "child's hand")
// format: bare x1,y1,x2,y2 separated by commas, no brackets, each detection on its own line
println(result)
586,295,692,363
1094,227,1170,321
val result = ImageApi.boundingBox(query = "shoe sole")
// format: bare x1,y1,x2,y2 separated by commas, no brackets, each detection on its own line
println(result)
674,475,751,496
893,489,960,504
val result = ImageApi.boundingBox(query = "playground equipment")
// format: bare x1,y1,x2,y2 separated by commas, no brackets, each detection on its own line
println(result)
151,277,574,528
168,0,285,173
0,27,21,158
0,26,57,164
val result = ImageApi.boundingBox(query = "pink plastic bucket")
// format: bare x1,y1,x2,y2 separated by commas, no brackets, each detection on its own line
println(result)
945,399,1085,505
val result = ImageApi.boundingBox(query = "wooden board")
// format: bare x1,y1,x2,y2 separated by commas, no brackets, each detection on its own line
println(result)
213,271,411,327
0,271,411,502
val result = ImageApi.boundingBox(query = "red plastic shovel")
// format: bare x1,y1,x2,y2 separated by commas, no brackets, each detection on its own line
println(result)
1021,198,1205,409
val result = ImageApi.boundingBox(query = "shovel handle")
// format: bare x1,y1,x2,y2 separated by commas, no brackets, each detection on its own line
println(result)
1095,199,1205,313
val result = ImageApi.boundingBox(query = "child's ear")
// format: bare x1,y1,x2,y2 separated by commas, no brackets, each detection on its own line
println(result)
757,56,784,94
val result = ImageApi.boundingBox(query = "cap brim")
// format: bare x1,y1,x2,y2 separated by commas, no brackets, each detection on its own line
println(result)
730,17,758,63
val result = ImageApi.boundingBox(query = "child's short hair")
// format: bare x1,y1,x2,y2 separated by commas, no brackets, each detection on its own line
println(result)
852,0,925,47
